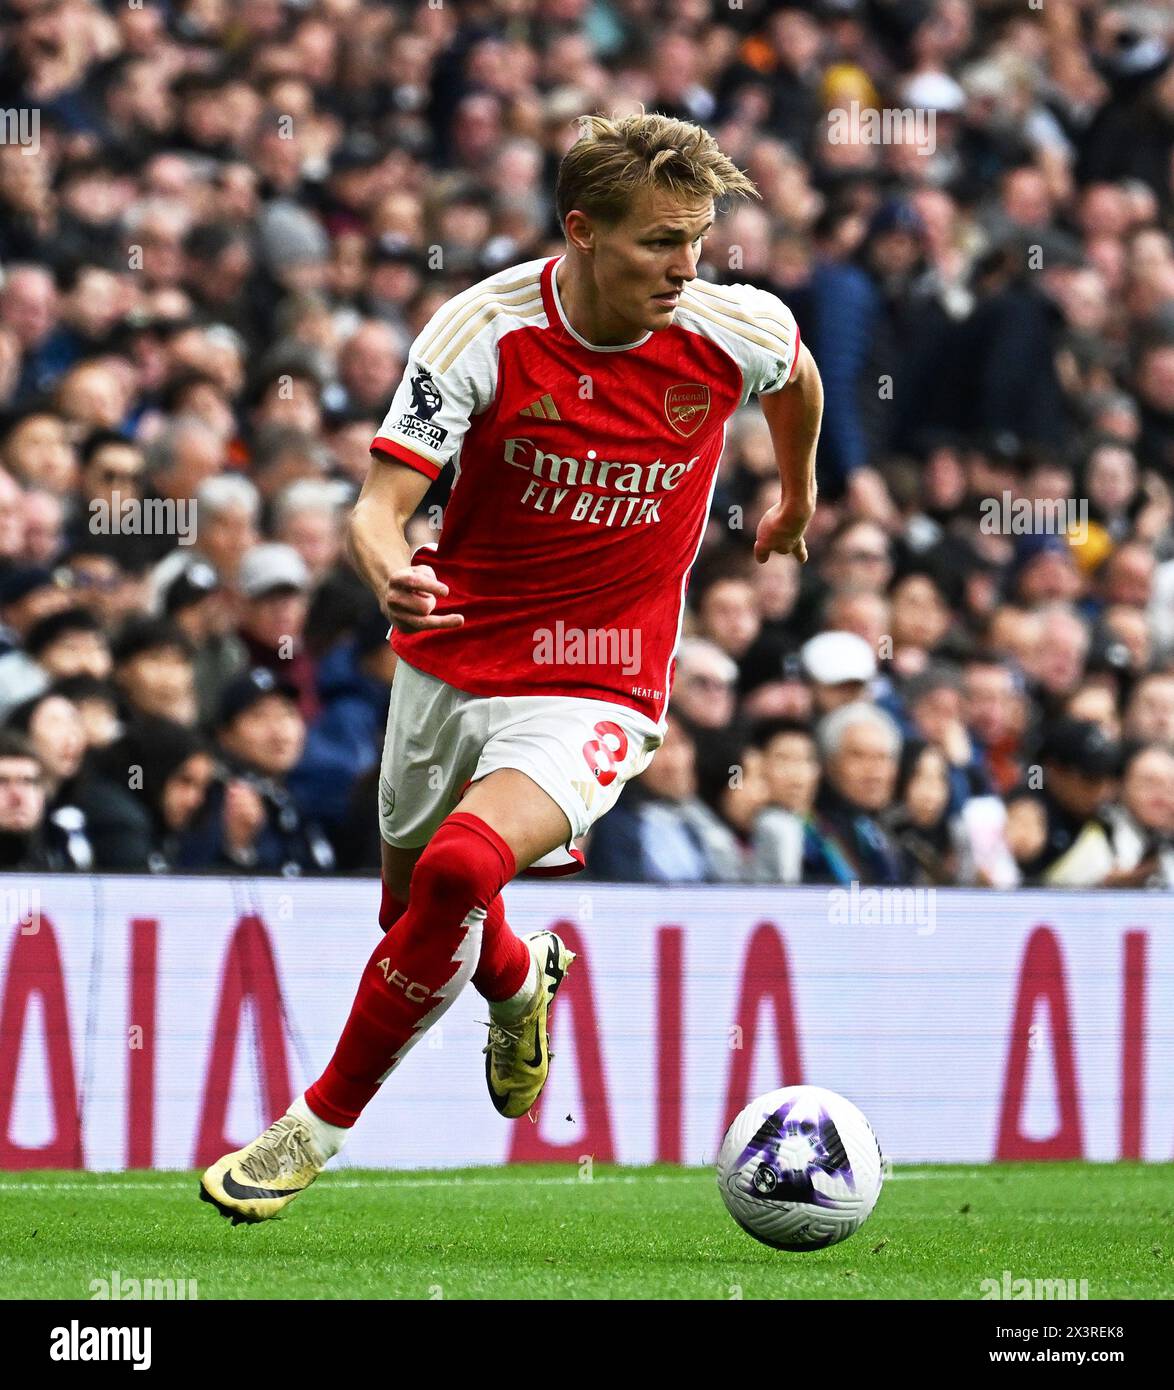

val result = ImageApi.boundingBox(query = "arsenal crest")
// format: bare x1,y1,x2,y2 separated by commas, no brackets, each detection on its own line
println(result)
665,384,711,437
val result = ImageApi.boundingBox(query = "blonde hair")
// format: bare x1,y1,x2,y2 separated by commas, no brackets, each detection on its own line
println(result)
556,111,759,225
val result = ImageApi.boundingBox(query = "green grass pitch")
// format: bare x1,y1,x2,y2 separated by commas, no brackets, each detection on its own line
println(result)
1,1163,1169,1300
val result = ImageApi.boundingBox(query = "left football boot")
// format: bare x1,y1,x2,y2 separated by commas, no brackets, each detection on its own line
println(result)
483,930,575,1119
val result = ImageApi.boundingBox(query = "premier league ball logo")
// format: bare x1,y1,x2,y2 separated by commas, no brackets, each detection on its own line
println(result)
734,1095,856,1207
751,1164,778,1195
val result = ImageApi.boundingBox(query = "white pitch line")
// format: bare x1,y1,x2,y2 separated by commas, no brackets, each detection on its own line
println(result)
6,1175,680,1194
0,1170,980,1194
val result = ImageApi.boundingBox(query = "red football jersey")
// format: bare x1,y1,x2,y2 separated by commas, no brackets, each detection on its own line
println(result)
371,255,799,724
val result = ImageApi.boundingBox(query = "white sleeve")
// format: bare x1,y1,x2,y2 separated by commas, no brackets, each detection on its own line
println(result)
739,285,801,398
677,280,801,405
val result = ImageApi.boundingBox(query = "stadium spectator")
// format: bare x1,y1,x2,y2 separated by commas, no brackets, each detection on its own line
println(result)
961,655,1027,795
694,737,770,880
142,415,226,562
813,702,908,885
1064,680,1123,742
272,478,348,583
695,572,761,665
104,717,217,874
110,616,199,727
63,542,150,630
288,604,395,839
822,588,889,656
155,472,262,598
800,630,877,715
178,667,334,875
0,566,72,652
821,520,894,598
1023,718,1122,885
0,469,26,566
888,571,952,674
5,690,150,870
0,266,58,403
53,674,123,754
24,605,112,682
899,664,991,812
748,718,840,884
0,728,75,871
670,637,740,734
21,487,65,567
335,321,403,416
885,739,959,886
1104,743,1174,888
2,411,76,495
234,542,319,722
162,559,247,726
70,432,146,546
1123,670,1174,746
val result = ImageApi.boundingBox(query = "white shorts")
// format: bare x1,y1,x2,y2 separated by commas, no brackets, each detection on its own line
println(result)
377,658,665,876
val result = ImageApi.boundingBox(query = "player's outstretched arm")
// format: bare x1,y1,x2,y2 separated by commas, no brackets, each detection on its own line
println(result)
348,453,465,632
753,342,823,566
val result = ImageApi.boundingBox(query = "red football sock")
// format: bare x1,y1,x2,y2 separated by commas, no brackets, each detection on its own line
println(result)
378,857,529,1003
472,895,531,1002
378,880,407,932
306,812,515,1127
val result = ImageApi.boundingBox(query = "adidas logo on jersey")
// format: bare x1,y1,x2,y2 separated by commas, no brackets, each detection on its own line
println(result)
520,393,561,420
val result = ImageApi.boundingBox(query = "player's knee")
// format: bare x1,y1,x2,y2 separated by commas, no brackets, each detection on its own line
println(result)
411,814,513,922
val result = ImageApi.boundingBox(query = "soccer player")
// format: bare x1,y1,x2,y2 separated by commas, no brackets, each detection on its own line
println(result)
200,112,823,1222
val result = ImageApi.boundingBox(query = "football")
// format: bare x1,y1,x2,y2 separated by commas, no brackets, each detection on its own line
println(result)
717,1085,886,1251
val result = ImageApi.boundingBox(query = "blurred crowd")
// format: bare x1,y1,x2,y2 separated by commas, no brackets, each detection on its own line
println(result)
0,0,1172,886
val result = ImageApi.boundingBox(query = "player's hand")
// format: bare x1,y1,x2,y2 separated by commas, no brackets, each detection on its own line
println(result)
754,495,815,565
385,564,465,632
